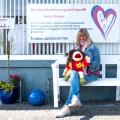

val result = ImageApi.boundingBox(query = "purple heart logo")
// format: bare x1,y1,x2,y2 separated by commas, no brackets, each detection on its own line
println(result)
91,5,117,39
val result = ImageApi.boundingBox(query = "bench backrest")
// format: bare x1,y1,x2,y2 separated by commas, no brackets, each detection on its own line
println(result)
52,55,120,79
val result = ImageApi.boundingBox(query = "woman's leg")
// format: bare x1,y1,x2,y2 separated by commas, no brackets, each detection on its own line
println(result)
54,73,97,117
54,70,80,118
65,70,80,105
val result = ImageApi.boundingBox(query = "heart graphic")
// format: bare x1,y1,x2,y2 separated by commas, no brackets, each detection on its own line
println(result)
91,5,117,39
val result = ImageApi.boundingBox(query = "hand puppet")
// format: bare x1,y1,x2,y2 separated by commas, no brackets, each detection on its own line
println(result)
63,49,90,85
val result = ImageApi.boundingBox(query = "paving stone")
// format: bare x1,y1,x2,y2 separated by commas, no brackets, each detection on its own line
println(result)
0,102,120,120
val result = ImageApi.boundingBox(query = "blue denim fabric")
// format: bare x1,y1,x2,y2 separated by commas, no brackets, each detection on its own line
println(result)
65,70,97,105
85,44,100,72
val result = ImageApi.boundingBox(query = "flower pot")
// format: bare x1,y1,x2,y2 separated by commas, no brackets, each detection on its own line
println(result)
0,88,4,100
0,86,19,104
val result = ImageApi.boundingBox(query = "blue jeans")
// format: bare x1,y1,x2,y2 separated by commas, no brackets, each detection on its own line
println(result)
65,70,97,105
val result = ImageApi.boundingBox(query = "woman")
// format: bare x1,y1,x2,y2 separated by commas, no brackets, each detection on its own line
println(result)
55,28,100,118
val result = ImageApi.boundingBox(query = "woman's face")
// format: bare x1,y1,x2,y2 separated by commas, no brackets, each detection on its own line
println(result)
78,33,87,45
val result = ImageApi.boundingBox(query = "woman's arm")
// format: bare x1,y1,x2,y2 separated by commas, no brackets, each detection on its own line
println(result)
92,46,100,69
85,44,100,72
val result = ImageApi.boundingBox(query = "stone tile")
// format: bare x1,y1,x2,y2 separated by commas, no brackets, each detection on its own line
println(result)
0,102,120,120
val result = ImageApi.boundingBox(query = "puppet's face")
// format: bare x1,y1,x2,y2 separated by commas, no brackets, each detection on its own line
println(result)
72,51,83,61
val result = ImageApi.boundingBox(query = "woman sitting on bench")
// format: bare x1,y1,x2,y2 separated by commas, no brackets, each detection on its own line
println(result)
55,28,100,118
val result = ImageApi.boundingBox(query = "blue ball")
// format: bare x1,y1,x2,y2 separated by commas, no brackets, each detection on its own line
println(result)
28,89,45,106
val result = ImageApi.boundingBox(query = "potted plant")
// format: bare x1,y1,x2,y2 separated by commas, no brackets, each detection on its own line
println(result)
0,40,21,104
0,81,14,94
0,74,21,104
9,74,21,102
0,31,21,104
0,80,14,104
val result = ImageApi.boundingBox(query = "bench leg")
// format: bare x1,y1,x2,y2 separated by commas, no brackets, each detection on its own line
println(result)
53,76,59,107
116,86,120,101
54,85,59,107
52,64,59,108
19,80,22,103
58,86,60,101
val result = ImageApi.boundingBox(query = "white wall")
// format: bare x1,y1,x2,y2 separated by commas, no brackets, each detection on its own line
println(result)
0,0,120,55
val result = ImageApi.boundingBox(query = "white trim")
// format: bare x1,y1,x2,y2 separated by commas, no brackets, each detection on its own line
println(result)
0,55,65,60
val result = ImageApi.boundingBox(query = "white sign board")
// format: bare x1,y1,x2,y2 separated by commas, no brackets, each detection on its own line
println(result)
0,18,15,29
27,4,120,43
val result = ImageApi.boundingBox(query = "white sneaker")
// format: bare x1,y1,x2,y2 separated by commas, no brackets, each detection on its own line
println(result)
54,105,71,118
68,95,82,108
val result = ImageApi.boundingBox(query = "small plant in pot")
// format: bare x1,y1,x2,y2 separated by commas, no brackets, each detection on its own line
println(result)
0,74,21,104
0,80,15,104
0,81,14,94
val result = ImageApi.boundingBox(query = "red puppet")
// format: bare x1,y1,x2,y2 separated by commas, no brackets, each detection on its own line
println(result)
63,49,90,85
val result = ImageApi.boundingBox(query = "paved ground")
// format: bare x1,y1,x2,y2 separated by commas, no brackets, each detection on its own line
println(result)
0,101,120,120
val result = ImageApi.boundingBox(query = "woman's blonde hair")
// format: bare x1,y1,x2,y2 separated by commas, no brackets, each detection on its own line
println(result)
76,28,93,46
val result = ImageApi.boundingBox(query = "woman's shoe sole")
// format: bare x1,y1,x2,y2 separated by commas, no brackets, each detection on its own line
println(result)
68,105,81,109
55,111,71,118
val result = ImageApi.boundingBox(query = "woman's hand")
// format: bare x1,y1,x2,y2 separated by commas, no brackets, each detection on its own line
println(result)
85,56,90,63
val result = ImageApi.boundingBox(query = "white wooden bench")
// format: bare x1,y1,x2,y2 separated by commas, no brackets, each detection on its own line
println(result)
51,55,120,108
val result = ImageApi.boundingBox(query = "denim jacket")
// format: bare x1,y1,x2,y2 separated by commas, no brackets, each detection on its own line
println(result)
84,44,100,76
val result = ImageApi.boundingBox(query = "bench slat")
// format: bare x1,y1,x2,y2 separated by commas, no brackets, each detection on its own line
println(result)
58,78,120,86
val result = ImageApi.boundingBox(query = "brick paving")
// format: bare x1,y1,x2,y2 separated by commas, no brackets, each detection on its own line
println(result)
0,101,120,120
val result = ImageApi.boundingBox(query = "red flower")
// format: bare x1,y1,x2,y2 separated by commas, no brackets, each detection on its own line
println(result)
9,74,20,81
9,74,20,86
